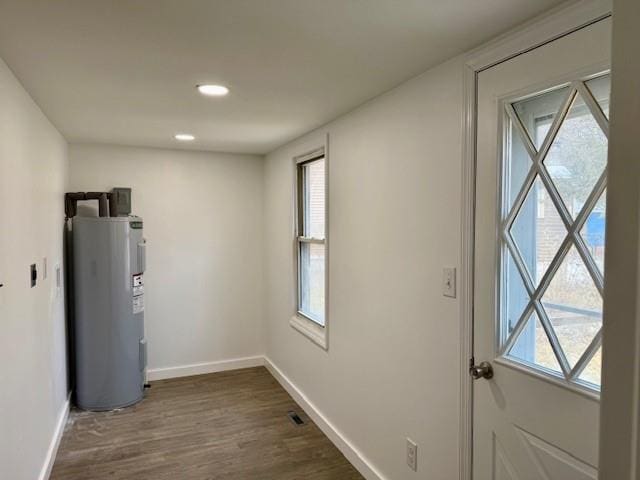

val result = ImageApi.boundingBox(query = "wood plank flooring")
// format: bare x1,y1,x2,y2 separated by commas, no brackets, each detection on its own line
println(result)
51,367,364,479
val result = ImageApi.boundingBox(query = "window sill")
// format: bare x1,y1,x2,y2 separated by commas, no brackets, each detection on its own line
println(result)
290,314,328,350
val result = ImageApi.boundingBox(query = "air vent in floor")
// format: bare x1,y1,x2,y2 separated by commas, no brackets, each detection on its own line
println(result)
287,411,305,426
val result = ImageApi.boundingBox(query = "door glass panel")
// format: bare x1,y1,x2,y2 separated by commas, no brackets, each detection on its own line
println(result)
585,74,611,119
541,246,602,368
503,250,529,339
509,176,567,285
505,118,533,210
513,86,571,150
500,75,609,391
580,189,606,274
543,91,608,219
508,311,562,375
578,346,602,387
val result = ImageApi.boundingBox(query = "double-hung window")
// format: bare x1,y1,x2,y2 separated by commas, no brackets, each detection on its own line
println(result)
295,151,326,327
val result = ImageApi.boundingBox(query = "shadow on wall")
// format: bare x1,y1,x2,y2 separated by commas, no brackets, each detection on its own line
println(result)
64,202,101,402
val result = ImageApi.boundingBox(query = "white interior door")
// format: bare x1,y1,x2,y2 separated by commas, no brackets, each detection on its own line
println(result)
473,18,611,480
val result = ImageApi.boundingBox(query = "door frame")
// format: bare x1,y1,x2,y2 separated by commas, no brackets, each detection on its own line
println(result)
459,1,612,478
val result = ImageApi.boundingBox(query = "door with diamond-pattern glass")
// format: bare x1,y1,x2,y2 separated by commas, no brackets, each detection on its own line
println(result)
473,18,610,480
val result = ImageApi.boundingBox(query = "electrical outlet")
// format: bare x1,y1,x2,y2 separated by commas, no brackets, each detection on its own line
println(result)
442,266,456,298
407,438,417,471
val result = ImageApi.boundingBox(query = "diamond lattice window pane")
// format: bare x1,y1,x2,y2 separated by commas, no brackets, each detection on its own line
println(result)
513,86,571,150
541,246,602,368
510,176,567,285
580,189,606,275
585,74,611,119
505,118,533,210
543,91,608,219
578,346,602,387
504,250,529,338
508,311,562,374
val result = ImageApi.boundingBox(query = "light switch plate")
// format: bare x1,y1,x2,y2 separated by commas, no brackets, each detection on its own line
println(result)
443,267,456,298
407,438,418,471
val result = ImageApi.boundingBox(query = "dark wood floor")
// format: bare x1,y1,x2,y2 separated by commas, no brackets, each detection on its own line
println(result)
51,367,363,479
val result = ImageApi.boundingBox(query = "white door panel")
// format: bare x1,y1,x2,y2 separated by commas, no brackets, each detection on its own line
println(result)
494,436,521,480
516,428,597,480
473,18,611,480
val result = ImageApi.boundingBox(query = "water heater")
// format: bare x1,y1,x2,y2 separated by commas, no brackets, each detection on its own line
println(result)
72,215,147,410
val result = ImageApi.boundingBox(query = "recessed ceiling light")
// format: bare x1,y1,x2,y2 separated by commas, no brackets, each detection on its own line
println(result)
174,133,195,141
197,84,229,96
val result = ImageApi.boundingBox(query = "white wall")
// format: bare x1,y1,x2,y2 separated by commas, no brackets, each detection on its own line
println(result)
0,58,69,480
69,144,265,374
599,0,640,477
263,56,464,480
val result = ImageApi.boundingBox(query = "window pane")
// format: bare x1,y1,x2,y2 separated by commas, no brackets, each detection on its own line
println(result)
578,347,602,387
544,91,608,219
503,250,529,339
513,86,571,150
505,118,532,211
299,242,325,325
510,176,567,285
508,311,562,375
585,74,610,119
541,246,602,369
303,158,325,238
580,189,606,274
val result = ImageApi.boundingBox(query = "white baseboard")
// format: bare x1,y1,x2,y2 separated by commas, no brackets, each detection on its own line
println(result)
39,393,70,480
264,357,386,480
147,355,265,381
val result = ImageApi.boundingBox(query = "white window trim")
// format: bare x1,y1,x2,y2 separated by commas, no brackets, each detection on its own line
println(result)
291,135,329,350
290,314,327,349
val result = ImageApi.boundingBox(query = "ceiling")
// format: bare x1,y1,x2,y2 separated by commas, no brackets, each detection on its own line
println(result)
0,0,566,154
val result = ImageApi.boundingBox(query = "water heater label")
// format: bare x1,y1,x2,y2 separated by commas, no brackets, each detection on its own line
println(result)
133,295,145,314
132,274,144,313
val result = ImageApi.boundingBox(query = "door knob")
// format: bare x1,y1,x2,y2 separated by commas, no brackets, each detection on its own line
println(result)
470,361,494,380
